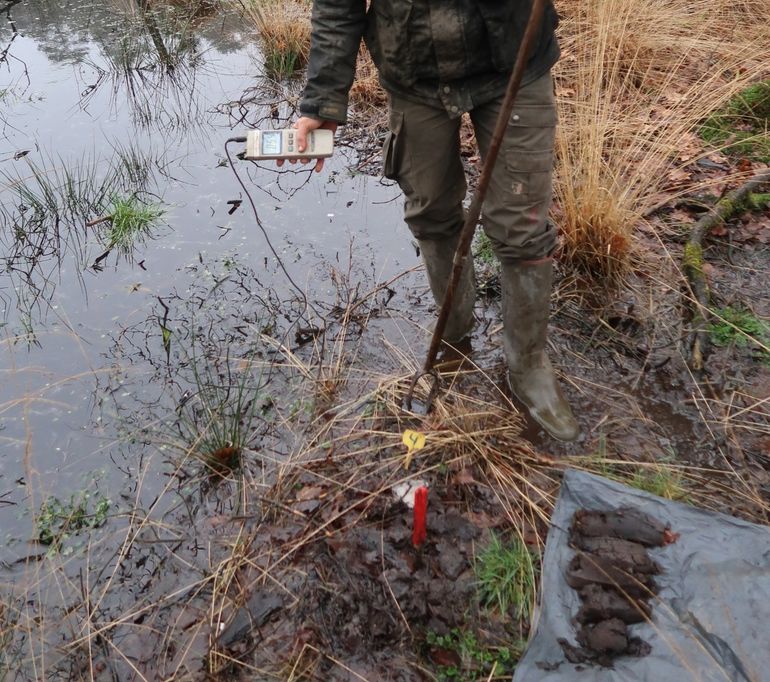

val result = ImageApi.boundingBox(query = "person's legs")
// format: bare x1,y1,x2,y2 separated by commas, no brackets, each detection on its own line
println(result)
383,93,475,344
470,71,558,262
470,72,579,441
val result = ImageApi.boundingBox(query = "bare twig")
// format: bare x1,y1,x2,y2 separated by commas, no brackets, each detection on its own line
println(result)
85,215,113,228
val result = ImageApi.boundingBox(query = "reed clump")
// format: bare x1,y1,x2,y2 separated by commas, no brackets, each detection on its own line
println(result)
553,0,770,280
238,0,312,79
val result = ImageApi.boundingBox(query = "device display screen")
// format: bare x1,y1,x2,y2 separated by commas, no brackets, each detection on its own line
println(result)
261,131,282,155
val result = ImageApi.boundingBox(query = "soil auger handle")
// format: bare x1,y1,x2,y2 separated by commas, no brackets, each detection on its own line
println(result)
421,0,548,374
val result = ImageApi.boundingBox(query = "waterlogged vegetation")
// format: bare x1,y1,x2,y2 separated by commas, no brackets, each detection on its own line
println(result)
174,352,269,468
103,257,284,470
83,14,208,127
1,0,769,680
101,195,165,254
234,0,312,79
0,148,159,233
35,491,111,554
0,147,165,327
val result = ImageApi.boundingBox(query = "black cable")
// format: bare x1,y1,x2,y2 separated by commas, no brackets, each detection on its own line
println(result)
222,137,330,392
224,137,322,322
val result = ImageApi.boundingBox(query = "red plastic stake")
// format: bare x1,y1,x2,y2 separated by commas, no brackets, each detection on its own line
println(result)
412,486,429,549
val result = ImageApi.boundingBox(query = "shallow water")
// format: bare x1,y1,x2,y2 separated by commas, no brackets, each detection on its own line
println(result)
0,0,407,556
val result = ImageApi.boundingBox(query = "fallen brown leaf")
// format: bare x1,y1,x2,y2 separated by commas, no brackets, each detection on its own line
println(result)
452,467,477,486
667,167,691,185
429,647,462,667
297,485,325,502
466,510,505,529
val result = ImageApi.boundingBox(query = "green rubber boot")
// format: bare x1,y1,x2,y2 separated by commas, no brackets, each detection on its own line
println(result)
502,259,580,441
419,237,476,344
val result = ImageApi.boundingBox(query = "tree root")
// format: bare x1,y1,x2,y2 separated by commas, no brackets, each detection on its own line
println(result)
683,168,770,370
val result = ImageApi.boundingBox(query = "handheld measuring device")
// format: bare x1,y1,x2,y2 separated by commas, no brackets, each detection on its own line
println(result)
244,129,334,161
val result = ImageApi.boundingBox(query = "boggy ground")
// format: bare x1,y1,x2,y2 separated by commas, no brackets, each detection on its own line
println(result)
3,153,768,680
2,1,769,680
86,196,768,680
4,91,769,682
195,136,770,679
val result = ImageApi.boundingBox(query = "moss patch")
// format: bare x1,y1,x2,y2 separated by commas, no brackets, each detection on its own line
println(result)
700,81,770,161
683,241,704,275
709,306,770,355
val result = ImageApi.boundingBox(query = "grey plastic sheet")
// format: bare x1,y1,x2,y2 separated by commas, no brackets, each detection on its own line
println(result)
513,470,770,682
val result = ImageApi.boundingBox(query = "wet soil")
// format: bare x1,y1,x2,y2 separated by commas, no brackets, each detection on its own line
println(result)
571,508,670,548
558,508,674,667
205,457,526,682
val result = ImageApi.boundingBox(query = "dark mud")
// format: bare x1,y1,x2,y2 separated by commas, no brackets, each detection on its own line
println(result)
558,508,674,667
571,508,670,547
208,455,528,681
575,584,650,625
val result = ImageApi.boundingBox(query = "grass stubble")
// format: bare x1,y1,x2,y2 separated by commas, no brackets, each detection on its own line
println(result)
3,0,770,679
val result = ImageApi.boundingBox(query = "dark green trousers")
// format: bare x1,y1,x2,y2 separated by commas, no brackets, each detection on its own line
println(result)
382,71,558,264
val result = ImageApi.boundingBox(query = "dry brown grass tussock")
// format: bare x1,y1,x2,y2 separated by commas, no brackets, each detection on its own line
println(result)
553,0,770,280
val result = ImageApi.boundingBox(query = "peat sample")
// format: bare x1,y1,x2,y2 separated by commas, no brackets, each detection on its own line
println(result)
576,584,651,625
558,507,674,667
571,508,669,547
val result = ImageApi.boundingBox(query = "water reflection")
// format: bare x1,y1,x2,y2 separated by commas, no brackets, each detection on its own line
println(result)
0,144,164,330
1,0,246,131
0,0,406,576
0,0,257,332
79,2,209,130
0,0,243,63
99,256,286,474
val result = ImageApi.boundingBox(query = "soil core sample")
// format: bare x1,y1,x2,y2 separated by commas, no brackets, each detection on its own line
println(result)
558,507,674,667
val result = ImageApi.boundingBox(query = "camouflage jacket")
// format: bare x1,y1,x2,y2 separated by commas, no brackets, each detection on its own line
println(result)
300,0,560,124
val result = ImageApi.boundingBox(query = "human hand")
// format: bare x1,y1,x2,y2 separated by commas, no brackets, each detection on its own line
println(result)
277,117,338,173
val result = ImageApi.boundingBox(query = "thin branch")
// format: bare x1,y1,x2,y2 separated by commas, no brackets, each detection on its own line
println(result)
683,168,770,370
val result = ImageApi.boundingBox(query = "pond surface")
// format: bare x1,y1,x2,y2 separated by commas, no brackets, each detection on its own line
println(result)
0,0,407,556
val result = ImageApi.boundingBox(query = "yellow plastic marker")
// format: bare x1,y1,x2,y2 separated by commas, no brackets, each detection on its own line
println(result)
401,429,426,469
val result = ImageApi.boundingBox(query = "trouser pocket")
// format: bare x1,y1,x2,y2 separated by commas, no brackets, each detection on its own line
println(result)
384,95,466,240
382,110,405,181
471,81,558,261
505,150,554,203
